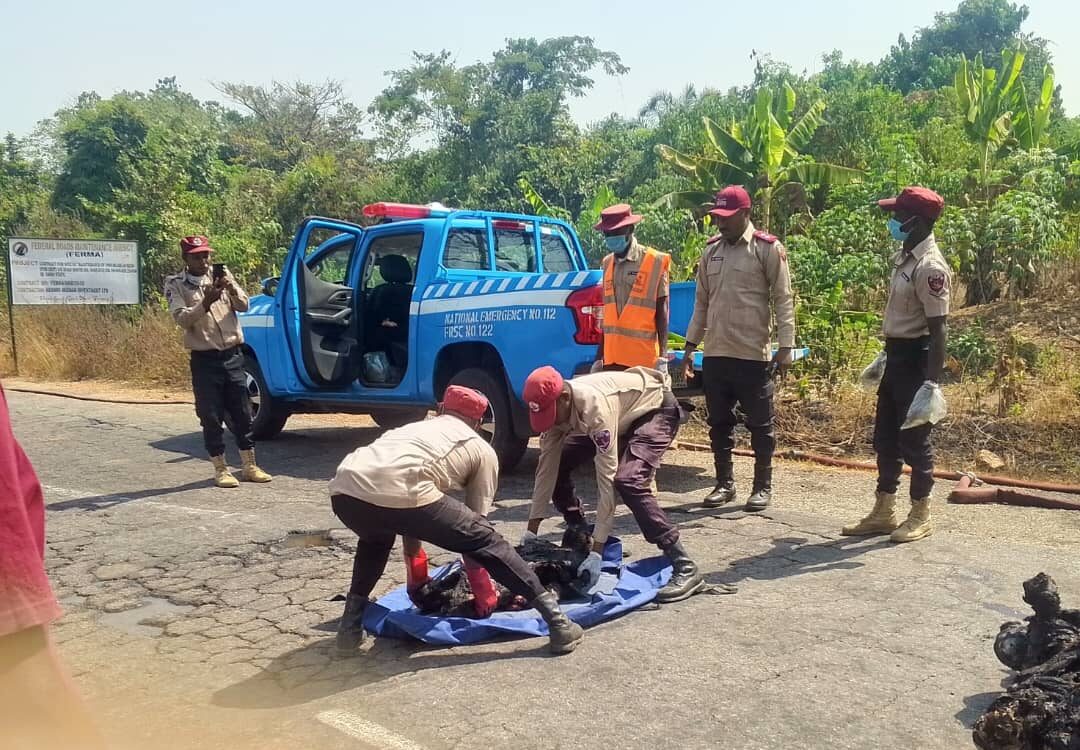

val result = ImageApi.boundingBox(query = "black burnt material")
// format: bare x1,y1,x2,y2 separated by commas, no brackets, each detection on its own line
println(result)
411,526,596,617
973,573,1080,750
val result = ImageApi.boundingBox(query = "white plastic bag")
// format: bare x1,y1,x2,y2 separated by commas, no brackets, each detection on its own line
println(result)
363,351,390,383
858,351,887,391
901,381,948,430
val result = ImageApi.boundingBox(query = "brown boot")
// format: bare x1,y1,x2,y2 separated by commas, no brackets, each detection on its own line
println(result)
210,455,239,488
240,449,272,483
841,492,900,536
890,498,933,543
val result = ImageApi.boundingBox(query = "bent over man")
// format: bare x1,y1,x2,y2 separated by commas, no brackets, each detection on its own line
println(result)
842,187,951,543
164,235,272,488
523,366,705,602
329,386,584,655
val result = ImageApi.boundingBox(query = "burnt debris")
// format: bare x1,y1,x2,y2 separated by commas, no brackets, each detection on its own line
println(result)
411,526,596,617
973,573,1080,750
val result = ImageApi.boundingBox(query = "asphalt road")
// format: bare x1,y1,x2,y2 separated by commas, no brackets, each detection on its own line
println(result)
10,387,1080,750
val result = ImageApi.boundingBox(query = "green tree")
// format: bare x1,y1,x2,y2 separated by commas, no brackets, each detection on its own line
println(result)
655,84,863,230
371,36,627,207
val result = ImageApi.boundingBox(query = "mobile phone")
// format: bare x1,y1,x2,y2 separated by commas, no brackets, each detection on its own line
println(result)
212,263,226,280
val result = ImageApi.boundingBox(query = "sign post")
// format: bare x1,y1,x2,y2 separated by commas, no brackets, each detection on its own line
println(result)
5,238,141,374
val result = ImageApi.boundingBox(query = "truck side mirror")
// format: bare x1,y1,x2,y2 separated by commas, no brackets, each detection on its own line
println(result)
261,277,280,296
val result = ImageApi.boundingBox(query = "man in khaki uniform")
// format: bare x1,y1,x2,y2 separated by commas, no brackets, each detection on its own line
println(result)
522,365,705,603
329,386,584,656
164,235,271,488
680,186,795,511
843,187,951,543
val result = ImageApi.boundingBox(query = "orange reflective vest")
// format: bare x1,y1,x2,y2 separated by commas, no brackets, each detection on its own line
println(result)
601,248,670,369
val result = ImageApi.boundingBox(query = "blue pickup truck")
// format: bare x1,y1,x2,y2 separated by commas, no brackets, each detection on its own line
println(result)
237,203,607,470
235,202,803,470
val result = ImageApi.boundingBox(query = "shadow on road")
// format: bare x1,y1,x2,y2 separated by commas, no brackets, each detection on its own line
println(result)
150,426,383,482
211,637,549,709
46,480,211,512
956,691,999,729
708,535,893,585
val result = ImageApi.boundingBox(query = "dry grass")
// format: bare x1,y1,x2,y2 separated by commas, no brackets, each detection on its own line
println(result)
5,283,1080,483
0,305,189,387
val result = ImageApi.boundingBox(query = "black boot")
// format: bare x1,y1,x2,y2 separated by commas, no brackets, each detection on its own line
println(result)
531,590,584,655
703,461,736,507
335,593,369,655
657,541,705,602
746,465,772,511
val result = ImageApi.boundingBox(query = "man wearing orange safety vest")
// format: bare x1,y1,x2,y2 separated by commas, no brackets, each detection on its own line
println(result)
590,204,672,385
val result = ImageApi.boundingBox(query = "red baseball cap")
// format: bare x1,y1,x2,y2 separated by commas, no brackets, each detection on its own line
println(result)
441,385,489,422
708,186,752,218
877,187,945,221
180,235,214,254
593,203,643,233
523,366,565,433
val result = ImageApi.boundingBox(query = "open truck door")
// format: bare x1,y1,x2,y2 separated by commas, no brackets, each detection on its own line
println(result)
282,218,364,388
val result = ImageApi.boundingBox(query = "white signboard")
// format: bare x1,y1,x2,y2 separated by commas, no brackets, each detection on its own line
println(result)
8,238,140,305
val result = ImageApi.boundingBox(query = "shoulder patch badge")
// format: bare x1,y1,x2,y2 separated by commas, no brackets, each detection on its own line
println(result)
927,273,947,297
753,230,778,244
591,429,612,452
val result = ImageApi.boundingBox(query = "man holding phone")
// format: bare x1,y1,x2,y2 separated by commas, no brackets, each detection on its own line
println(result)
164,235,272,488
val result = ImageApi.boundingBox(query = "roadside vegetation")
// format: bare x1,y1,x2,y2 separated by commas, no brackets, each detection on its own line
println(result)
3,0,1080,478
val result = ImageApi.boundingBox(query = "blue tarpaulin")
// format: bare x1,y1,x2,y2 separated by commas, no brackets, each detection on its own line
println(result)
362,537,672,646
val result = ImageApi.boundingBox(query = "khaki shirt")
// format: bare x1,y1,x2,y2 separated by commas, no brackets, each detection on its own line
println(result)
329,414,499,514
609,239,671,314
883,234,951,338
530,367,666,543
685,223,795,361
164,271,249,352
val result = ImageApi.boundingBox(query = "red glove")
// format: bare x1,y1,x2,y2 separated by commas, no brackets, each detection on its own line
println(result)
462,556,498,618
405,547,429,605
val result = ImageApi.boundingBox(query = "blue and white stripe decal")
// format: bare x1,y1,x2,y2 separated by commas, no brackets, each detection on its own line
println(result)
420,272,591,300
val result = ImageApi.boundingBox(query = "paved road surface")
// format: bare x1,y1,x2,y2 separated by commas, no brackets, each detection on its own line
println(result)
10,388,1080,750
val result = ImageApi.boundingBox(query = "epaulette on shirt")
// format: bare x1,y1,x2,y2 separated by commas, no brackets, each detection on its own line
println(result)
706,234,723,244
753,230,778,243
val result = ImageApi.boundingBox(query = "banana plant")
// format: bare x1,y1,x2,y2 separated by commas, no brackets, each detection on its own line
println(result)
954,47,1055,190
655,84,862,230
952,47,1056,305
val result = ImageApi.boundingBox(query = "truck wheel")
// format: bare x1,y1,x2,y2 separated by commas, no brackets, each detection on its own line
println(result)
448,367,529,471
226,355,290,440
370,408,429,430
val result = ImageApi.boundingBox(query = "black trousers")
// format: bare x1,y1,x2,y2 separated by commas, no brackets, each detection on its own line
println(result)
874,338,934,499
331,494,545,601
552,395,682,548
190,347,253,457
702,357,775,475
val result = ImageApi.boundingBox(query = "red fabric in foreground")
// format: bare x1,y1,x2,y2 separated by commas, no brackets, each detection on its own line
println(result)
0,382,61,636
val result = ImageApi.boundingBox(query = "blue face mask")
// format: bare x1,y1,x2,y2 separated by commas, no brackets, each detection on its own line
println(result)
605,235,630,254
887,218,911,242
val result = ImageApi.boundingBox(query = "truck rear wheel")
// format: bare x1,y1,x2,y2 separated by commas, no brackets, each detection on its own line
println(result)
448,367,529,471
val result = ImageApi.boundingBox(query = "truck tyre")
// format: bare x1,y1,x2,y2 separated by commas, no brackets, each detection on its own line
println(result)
448,367,529,471
370,408,430,430
226,355,290,440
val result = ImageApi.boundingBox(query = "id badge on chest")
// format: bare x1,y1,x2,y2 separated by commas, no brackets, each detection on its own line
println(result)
707,254,724,274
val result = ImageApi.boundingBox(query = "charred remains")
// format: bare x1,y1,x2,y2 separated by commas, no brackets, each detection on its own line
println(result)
973,573,1080,750
411,527,596,617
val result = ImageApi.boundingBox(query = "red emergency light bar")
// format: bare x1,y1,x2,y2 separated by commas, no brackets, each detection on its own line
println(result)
362,202,450,220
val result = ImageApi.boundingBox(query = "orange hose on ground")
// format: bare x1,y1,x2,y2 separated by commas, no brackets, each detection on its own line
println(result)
675,441,1080,496
947,474,1080,511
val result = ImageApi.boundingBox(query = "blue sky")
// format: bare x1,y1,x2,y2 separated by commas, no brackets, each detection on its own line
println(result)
1,0,1077,138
